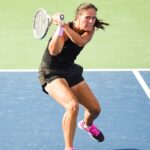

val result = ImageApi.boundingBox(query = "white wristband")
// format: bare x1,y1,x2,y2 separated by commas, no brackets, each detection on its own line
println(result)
55,26,64,36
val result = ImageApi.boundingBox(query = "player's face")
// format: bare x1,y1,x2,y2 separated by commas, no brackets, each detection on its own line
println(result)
77,8,96,31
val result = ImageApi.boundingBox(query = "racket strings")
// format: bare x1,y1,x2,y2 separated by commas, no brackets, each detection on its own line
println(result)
34,11,48,38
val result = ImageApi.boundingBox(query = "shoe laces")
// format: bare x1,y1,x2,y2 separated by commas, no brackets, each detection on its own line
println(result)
87,124,100,136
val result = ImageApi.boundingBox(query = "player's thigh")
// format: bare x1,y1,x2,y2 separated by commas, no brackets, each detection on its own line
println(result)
71,80,101,112
45,78,78,109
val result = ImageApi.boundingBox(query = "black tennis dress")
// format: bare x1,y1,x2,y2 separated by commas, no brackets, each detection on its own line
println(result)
39,22,85,94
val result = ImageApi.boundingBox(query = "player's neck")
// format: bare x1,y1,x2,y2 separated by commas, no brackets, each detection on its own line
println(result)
73,21,84,34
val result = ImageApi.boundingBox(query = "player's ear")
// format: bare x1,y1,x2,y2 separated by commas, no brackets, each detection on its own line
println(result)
75,14,80,20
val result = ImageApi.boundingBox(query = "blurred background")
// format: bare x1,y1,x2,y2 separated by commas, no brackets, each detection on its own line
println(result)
0,0,150,69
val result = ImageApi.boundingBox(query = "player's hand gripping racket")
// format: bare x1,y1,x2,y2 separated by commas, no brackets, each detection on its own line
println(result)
33,9,64,40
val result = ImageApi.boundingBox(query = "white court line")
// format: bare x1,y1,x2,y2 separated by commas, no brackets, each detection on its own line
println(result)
0,68,150,72
85,68,150,72
133,70,150,99
1,69,150,99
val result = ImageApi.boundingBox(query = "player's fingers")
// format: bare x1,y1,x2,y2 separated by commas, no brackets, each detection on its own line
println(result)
52,12,64,25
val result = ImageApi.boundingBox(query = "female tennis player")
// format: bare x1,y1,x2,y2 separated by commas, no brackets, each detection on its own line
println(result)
39,2,109,150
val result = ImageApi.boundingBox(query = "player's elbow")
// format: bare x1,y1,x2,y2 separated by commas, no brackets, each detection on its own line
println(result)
76,38,88,47
78,42,85,47
74,40,85,47
49,50,61,56
49,51,58,56
48,47,61,56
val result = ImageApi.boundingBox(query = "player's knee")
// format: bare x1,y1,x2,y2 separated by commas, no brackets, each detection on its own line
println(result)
95,105,101,116
67,100,79,114
92,104,101,117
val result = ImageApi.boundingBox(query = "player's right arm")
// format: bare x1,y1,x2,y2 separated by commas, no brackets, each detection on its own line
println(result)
48,27,65,56
48,13,65,56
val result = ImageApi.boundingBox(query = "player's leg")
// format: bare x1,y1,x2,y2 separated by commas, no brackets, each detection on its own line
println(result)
71,80,104,142
45,78,78,150
71,80,100,125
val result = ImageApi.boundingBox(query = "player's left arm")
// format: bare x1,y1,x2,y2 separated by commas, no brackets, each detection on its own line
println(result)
63,24,95,47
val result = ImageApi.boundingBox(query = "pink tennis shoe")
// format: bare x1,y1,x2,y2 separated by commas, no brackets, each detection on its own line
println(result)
65,147,75,150
78,120,104,142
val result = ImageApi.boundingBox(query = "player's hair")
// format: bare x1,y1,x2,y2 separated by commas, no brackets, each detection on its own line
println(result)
75,2,109,30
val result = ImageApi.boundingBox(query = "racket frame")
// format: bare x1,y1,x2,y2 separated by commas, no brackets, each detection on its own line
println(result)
33,8,52,40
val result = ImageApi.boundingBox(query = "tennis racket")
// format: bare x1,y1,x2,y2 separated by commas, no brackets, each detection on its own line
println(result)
33,8,64,40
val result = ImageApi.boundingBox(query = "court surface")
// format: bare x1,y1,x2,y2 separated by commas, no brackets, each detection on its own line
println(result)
0,70,150,150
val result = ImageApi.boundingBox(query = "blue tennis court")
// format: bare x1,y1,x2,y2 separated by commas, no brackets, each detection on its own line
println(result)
0,70,150,150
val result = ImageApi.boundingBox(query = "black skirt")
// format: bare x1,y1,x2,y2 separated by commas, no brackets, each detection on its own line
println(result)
38,62,84,94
